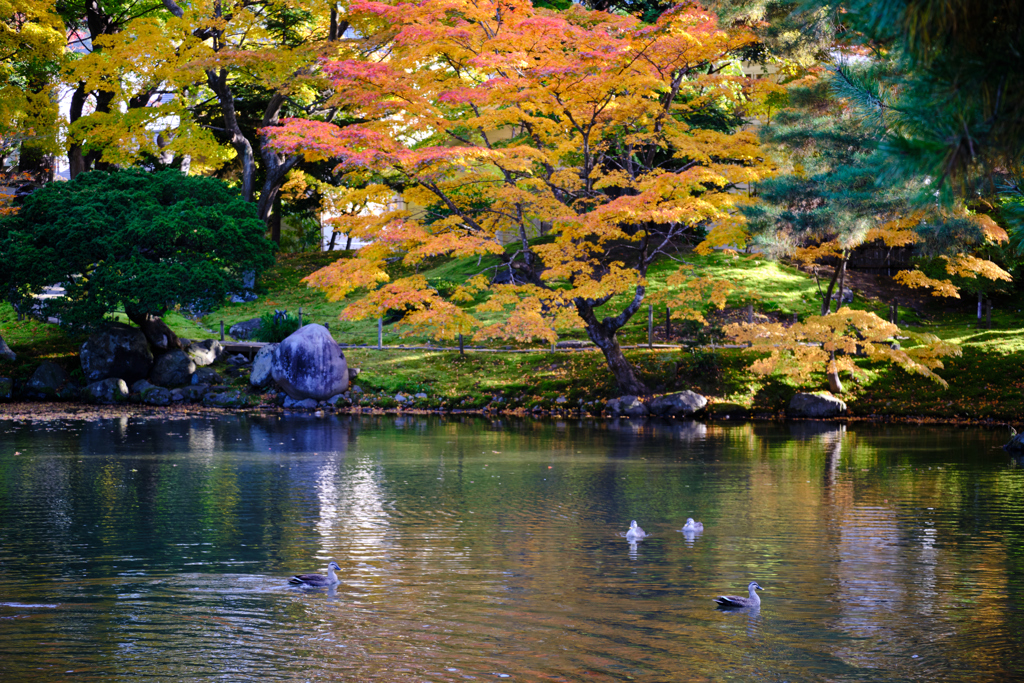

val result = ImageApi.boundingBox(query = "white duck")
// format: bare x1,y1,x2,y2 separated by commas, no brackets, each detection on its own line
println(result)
625,520,648,542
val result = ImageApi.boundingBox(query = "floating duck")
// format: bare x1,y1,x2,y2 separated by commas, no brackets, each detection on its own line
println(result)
681,518,704,532
625,520,647,542
714,581,763,609
289,560,342,587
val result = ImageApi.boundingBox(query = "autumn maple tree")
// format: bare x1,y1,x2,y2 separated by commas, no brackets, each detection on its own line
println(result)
267,0,773,394
1,0,66,182
65,0,353,235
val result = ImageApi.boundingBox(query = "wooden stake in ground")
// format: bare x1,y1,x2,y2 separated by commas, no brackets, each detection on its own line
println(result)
648,304,653,349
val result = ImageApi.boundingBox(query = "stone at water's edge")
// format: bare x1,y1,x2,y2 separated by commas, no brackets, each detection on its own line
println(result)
130,379,172,406
177,385,209,402
606,395,649,417
185,339,225,367
83,378,130,404
271,325,349,400
648,390,707,417
788,392,847,418
143,386,172,406
150,350,196,387
130,379,154,393
81,323,154,384
0,377,12,400
283,396,319,409
202,389,253,408
26,361,76,399
249,344,278,389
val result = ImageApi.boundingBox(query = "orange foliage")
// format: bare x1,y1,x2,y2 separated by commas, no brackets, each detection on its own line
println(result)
725,308,960,388
267,0,774,350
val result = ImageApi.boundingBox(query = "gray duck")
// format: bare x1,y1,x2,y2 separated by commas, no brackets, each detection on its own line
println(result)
289,560,342,587
681,518,704,532
714,581,763,608
625,520,648,542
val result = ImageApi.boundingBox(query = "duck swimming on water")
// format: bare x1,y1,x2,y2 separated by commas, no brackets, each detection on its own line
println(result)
289,560,342,587
714,581,763,609
681,518,704,532
625,520,648,542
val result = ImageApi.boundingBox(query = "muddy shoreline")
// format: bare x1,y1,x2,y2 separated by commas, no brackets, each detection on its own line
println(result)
0,400,1013,430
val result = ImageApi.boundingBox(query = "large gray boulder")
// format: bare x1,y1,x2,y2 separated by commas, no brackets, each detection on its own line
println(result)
83,378,130,404
185,339,225,367
81,323,154,384
26,361,75,399
229,318,263,340
249,343,278,388
0,336,15,362
788,392,847,418
150,350,196,387
648,390,707,417
271,325,349,400
1004,432,1024,452
605,395,649,418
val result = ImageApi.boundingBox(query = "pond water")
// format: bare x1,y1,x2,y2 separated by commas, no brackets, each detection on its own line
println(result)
0,414,1022,681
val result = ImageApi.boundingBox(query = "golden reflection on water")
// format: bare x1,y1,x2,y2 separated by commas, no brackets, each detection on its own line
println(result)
0,416,1021,681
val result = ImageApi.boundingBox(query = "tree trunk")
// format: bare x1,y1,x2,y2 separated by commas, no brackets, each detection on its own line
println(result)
257,93,301,234
68,83,89,179
834,254,848,312
125,309,182,352
827,351,843,393
575,297,650,395
68,0,125,178
206,69,258,202
590,326,650,395
820,250,849,315
268,194,282,244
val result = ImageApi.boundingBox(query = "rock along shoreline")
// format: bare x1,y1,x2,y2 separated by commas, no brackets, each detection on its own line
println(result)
0,399,1016,433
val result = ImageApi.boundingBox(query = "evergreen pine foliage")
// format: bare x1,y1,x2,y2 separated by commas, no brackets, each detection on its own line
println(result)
800,0,1024,193
746,71,991,271
0,169,275,331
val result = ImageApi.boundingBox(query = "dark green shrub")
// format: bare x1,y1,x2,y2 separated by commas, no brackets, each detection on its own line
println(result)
0,169,274,332
254,312,300,342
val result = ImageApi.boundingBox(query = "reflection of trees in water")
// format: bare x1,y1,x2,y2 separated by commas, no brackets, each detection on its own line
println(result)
825,429,1024,675
2,417,1024,677
0,415,357,577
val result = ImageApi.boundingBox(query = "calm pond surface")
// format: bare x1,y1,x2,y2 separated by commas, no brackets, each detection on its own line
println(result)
0,414,1022,681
